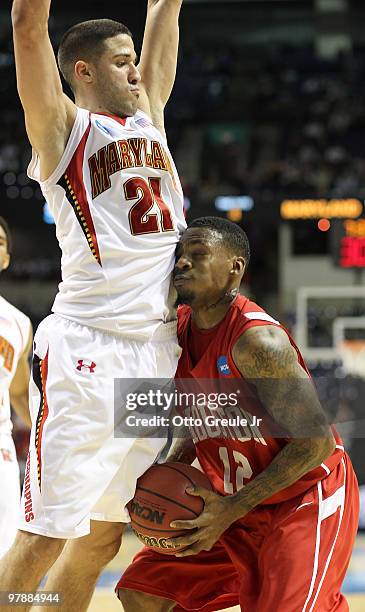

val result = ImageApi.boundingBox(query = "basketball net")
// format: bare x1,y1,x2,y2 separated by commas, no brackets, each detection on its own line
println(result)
339,340,365,378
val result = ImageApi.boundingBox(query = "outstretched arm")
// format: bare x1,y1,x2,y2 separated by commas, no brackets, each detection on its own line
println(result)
138,0,183,135
12,0,76,180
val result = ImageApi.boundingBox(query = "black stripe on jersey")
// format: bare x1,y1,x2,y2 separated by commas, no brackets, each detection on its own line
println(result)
57,174,101,265
32,352,42,398
32,353,44,491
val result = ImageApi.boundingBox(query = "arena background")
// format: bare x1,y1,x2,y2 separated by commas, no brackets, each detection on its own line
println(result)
1,0,365,609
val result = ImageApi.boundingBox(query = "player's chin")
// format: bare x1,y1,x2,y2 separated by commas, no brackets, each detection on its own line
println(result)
119,99,138,117
174,290,196,307
128,96,139,115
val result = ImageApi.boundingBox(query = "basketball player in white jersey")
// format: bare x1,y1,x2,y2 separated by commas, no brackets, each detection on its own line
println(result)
3,1,185,610
0,216,32,559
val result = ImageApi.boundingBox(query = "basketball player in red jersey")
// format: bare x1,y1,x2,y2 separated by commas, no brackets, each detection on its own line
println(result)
117,217,359,611
4,1,185,610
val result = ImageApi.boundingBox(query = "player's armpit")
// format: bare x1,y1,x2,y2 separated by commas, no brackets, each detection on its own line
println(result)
12,1,76,179
138,0,183,134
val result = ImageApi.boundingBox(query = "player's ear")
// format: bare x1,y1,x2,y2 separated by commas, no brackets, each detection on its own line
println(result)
231,256,245,277
74,60,94,84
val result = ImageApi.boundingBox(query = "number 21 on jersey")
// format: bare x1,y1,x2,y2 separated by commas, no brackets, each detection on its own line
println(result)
124,176,175,235
219,447,253,494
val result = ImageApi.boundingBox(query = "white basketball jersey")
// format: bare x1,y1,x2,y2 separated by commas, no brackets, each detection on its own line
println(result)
0,296,31,436
28,108,186,340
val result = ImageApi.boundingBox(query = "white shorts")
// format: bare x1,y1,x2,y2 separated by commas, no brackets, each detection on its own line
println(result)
18,314,180,539
0,434,20,558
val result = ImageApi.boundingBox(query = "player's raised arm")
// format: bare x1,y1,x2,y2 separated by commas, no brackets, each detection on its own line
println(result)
11,0,76,179
138,0,183,134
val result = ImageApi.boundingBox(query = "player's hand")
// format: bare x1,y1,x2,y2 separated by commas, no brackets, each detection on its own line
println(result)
168,486,241,556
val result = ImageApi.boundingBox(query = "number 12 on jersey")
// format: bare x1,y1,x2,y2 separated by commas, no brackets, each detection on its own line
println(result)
219,447,253,494
124,176,175,235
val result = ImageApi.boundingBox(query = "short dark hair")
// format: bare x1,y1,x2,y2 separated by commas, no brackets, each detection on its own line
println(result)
0,216,12,255
58,19,133,90
189,216,250,264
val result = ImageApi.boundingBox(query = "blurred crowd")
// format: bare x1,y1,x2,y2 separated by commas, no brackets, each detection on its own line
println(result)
174,44,365,204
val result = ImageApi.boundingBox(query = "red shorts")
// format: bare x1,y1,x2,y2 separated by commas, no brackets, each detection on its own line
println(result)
117,454,359,611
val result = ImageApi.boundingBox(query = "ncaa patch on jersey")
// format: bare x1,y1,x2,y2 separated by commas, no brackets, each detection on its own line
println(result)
217,355,232,376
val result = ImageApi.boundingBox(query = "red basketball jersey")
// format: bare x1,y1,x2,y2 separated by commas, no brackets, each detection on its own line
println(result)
176,294,344,504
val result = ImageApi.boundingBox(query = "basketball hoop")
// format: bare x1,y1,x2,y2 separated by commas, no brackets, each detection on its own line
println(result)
339,340,365,378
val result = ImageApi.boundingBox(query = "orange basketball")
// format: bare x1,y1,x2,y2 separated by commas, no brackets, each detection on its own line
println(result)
127,462,212,554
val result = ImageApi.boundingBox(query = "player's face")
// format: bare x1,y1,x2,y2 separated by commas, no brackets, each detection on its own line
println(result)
93,34,141,118
0,226,10,273
173,228,234,307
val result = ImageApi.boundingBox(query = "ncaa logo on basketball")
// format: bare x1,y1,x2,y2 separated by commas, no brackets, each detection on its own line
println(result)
130,501,165,525
217,356,232,376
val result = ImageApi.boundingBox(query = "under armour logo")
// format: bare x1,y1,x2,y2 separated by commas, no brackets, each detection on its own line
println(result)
76,360,96,373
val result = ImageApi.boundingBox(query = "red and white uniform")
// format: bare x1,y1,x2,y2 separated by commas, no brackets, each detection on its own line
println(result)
177,296,345,503
20,108,185,538
0,296,31,557
118,295,359,611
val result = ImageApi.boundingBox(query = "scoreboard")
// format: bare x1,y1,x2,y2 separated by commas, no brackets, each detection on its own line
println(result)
332,219,365,268
278,198,365,268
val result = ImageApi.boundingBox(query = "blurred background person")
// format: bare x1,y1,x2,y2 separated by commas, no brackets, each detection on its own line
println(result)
0,216,32,558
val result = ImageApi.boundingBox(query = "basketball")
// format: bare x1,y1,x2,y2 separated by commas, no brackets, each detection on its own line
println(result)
127,462,213,554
